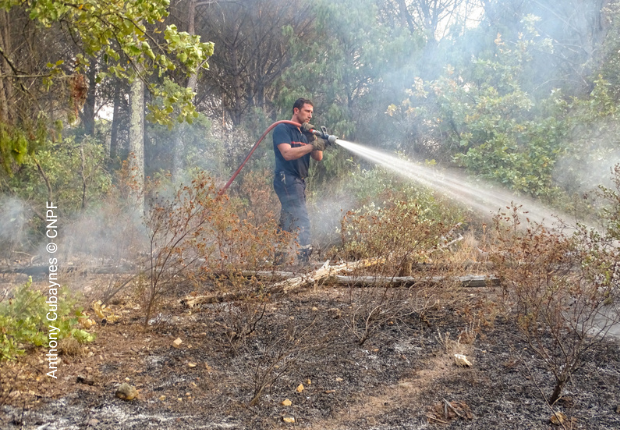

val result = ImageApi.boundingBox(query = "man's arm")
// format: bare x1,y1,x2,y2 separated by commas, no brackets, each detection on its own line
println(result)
311,149,323,161
277,143,315,161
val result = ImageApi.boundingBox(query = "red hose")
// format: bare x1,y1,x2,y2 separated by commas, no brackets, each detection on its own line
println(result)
218,120,302,196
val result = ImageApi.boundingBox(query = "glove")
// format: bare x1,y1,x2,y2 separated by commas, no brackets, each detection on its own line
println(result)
311,138,327,151
301,122,315,135
301,122,317,143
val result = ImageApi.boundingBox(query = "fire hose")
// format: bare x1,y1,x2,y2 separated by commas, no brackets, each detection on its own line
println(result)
218,120,339,195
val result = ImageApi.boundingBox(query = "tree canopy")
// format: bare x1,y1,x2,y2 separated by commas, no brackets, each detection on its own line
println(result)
1,0,620,225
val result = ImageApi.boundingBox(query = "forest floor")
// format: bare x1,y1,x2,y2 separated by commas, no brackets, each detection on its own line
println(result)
1,269,620,430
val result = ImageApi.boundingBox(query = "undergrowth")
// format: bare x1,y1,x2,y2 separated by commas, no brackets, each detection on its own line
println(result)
0,278,94,361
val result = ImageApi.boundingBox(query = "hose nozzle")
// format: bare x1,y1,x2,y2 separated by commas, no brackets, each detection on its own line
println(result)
312,126,339,146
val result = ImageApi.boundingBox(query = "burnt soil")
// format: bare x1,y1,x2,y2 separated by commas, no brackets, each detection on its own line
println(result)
2,273,620,430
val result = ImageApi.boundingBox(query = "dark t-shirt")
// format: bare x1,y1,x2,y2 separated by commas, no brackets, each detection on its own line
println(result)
273,123,311,179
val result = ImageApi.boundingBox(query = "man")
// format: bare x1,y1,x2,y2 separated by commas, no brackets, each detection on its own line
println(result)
273,98,327,264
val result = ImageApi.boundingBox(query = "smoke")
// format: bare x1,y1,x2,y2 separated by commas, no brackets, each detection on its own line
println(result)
309,193,359,252
554,152,620,195
56,205,148,265
552,120,620,195
0,197,28,259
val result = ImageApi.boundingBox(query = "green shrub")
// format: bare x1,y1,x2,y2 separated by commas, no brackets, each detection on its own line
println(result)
0,277,94,360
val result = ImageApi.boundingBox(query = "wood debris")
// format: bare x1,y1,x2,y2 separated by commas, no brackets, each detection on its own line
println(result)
428,400,473,422
272,258,384,293
454,354,473,367
180,258,497,308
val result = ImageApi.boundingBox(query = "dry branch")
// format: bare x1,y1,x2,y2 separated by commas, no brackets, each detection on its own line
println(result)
181,258,384,307
180,258,497,308
270,257,384,293
334,274,498,287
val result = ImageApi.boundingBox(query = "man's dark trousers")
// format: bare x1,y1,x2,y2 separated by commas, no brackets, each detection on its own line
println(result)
274,171,311,255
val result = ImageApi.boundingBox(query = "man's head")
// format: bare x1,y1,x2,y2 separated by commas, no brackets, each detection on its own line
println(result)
292,98,313,124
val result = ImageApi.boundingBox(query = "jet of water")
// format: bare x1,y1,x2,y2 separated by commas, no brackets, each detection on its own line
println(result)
335,139,579,230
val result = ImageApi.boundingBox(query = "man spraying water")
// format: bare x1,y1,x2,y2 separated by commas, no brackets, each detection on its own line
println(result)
273,98,329,265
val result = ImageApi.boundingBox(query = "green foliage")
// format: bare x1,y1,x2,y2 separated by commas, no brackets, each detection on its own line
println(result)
0,277,93,361
552,77,620,195
389,17,571,197
0,119,49,174
147,78,201,126
279,0,422,142
1,0,213,129
1,135,112,211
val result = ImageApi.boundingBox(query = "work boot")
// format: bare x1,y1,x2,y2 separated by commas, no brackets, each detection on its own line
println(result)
274,250,288,266
297,246,312,266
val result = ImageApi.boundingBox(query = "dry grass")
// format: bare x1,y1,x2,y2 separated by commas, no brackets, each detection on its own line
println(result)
58,337,83,357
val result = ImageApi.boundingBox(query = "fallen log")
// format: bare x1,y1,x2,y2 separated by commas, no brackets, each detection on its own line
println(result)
180,258,499,308
181,258,384,307
240,270,295,279
333,274,498,288
181,273,498,308
270,257,385,293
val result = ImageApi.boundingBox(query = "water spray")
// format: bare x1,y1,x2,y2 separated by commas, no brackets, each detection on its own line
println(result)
335,139,585,232
218,121,339,195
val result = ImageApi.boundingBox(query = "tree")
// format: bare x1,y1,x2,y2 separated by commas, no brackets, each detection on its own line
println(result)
194,0,312,125
128,72,145,211
172,0,200,181
480,0,611,96
0,0,214,172
278,0,421,168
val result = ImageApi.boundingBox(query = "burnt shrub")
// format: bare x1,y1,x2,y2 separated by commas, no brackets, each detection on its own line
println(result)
492,201,620,404
141,173,290,326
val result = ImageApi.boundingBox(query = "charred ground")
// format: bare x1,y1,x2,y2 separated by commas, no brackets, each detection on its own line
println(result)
2,271,619,430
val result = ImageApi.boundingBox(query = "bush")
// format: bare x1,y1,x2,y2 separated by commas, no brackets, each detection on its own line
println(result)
337,189,464,345
141,173,291,326
491,204,620,404
340,193,462,272
0,278,94,361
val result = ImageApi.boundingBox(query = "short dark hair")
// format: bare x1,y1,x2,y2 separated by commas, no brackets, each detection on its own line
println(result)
292,98,313,114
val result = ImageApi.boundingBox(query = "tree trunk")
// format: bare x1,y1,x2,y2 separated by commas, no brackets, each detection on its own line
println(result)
128,75,145,212
172,0,198,181
0,22,8,123
186,0,198,94
0,10,13,124
396,0,416,33
110,82,121,160
81,58,98,135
